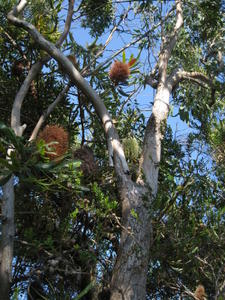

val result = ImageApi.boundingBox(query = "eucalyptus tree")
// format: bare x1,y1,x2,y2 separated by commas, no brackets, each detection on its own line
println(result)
0,0,224,299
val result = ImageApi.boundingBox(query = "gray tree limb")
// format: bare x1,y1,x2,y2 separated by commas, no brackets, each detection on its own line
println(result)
0,176,15,298
137,0,183,191
10,0,75,135
168,69,214,89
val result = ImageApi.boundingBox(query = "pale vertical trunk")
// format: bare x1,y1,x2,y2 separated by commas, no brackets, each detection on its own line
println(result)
0,176,15,299
138,84,171,192
110,180,151,300
110,84,171,300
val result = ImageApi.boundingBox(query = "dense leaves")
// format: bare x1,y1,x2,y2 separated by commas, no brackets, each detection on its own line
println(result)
0,0,224,299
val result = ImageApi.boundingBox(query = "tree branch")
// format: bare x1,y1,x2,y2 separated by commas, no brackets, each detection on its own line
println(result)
86,4,176,77
82,7,131,75
56,0,75,47
137,1,183,191
145,2,180,88
168,69,214,90
3,31,27,61
29,84,71,141
158,0,183,83
8,0,129,177
0,3,75,298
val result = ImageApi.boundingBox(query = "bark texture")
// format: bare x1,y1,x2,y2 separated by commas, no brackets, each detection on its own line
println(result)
110,84,170,300
110,180,152,300
0,177,15,298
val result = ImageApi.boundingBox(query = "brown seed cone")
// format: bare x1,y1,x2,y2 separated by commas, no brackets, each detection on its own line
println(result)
109,61,130,84
38,125,69,160
73,146,97,176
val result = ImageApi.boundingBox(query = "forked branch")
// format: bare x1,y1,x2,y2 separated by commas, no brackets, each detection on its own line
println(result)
168,69,214,90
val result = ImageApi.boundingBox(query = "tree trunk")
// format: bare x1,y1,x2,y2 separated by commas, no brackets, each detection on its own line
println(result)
0,176,15,299
110,83,171,300
110,180,152,300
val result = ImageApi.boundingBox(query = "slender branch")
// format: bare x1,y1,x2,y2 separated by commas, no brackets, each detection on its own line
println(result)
85,5,176,77
145,4,177,88
29,84,71,141
145,75,158,88
82,7,131,75
11,60,44,136
77,91,85,146
157,177,194,222
3,30,27,61
202,47,224,73
166,0,183,54
55,0,75,47
117,87,141,117
180,284,200,300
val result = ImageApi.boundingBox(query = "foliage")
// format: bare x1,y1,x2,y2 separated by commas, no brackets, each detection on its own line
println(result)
80,0,114,37
0,0,224,299
149,131,225,298
209,120,225,167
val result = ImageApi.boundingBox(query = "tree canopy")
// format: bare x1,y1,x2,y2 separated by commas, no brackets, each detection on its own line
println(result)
0,0,224,299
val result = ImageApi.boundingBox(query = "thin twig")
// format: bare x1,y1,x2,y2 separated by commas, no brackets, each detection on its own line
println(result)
29,84,71,141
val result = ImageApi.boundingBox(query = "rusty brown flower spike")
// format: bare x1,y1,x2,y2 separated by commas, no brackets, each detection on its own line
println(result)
38,125,69,160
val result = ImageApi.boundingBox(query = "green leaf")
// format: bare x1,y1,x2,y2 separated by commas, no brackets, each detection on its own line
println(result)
131,208,138,220
122,50,126,63
191,246,198,254
70,208,79,220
